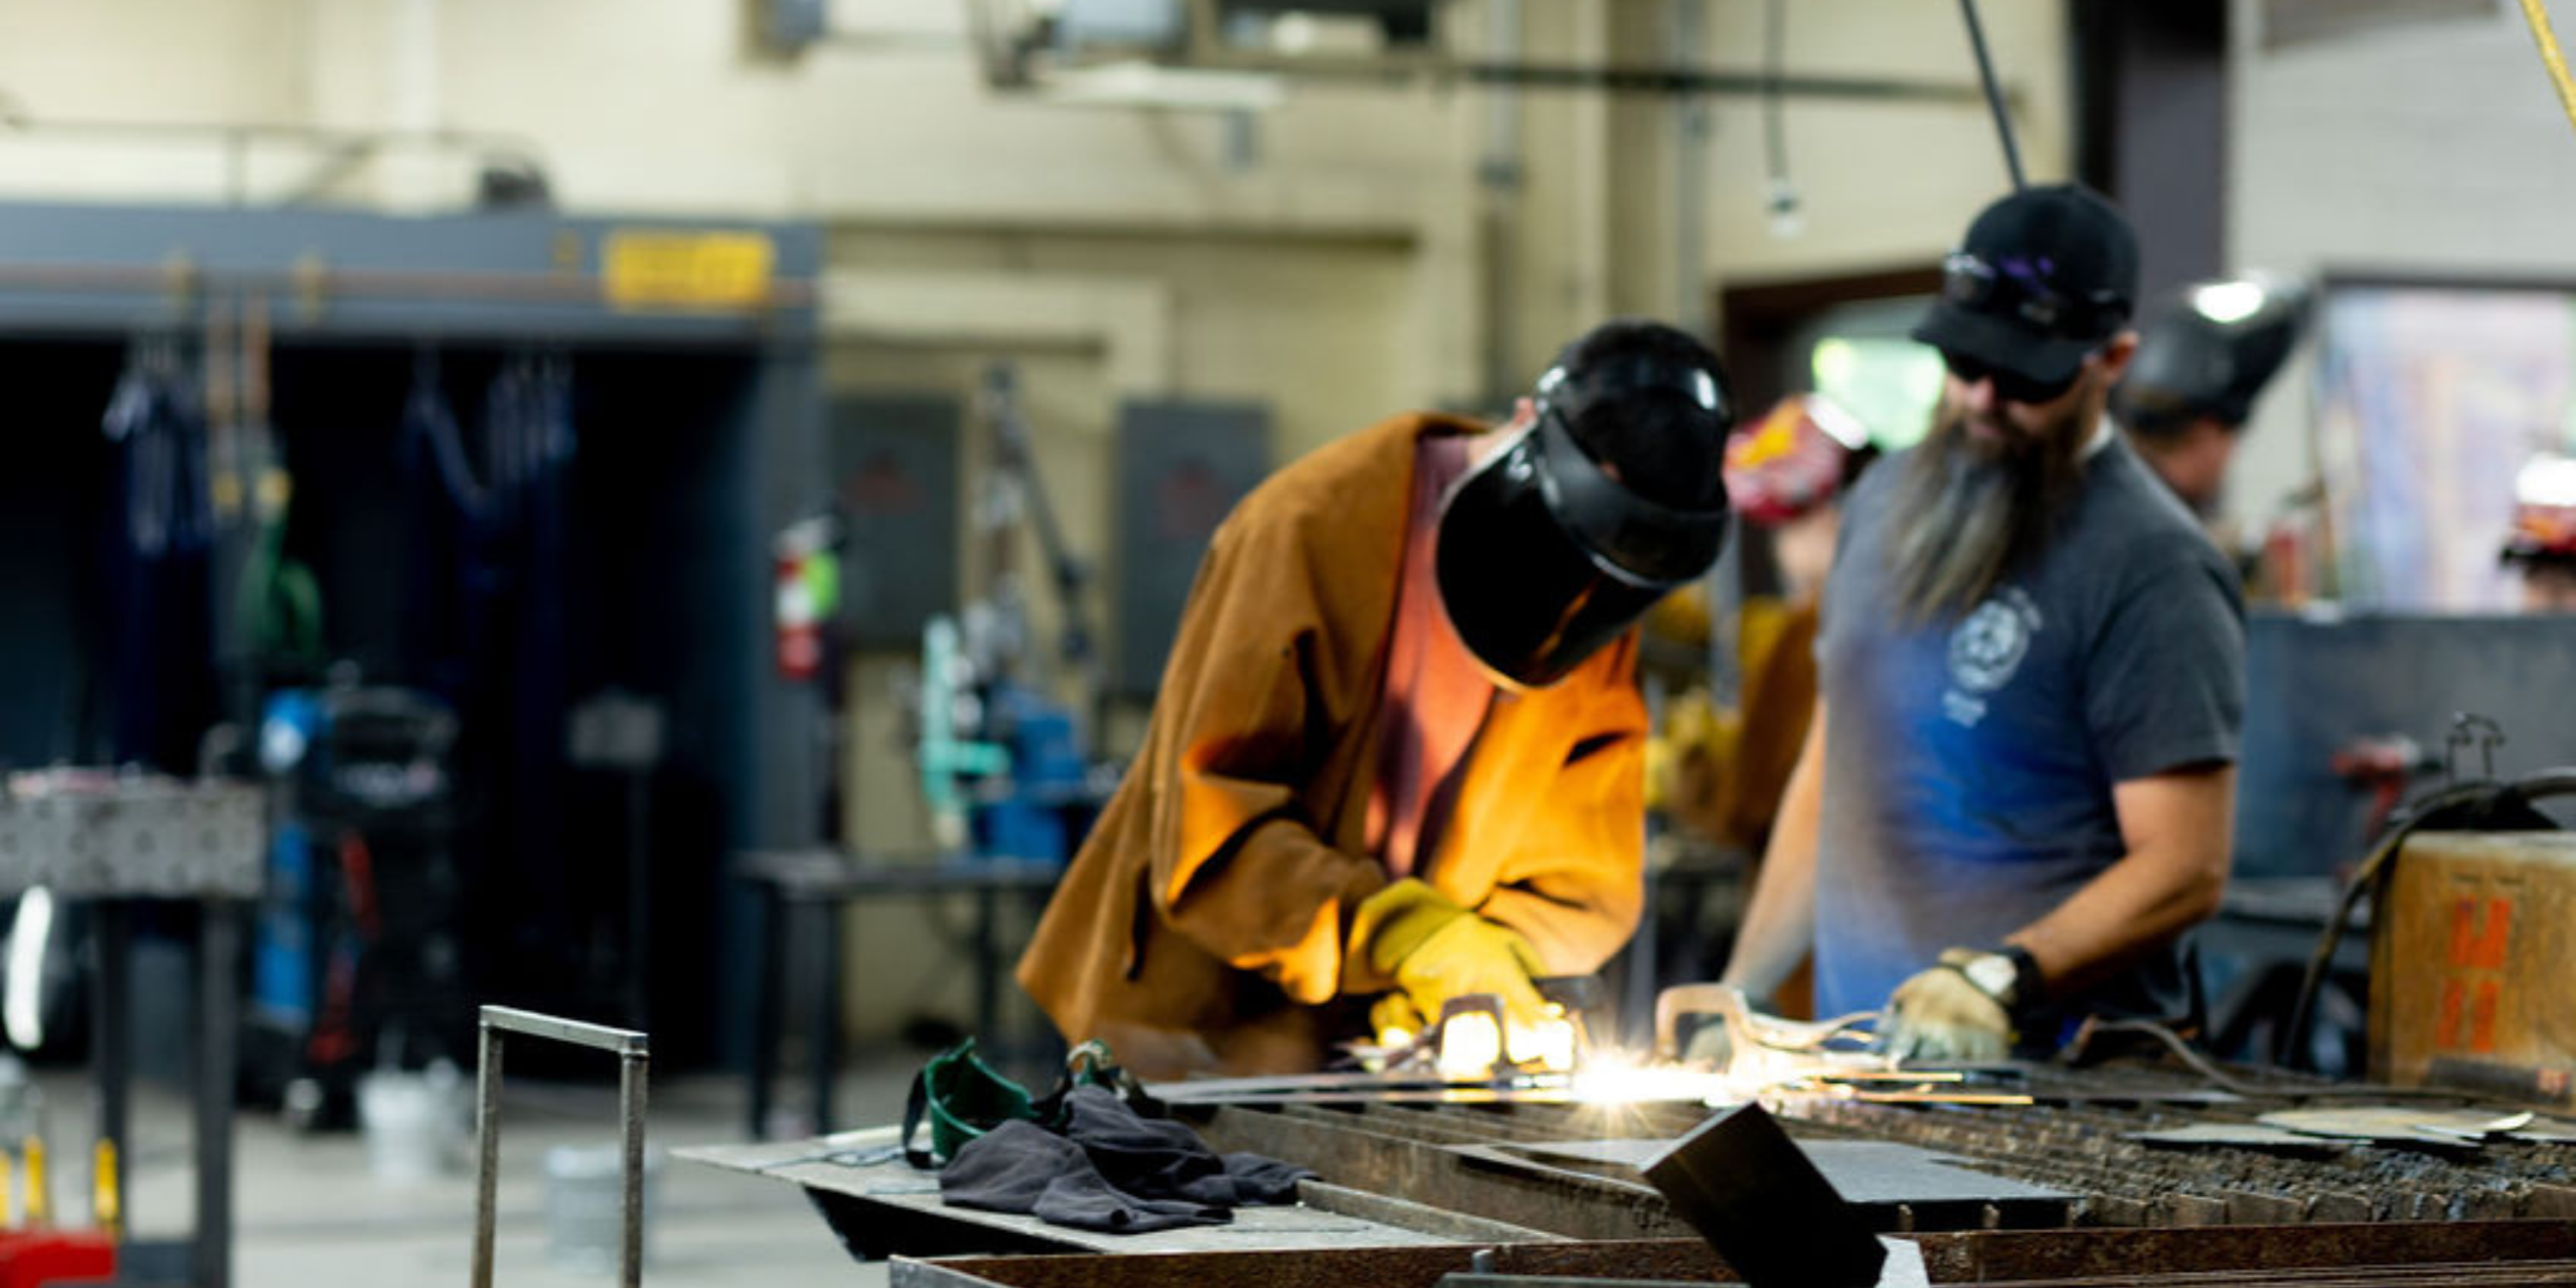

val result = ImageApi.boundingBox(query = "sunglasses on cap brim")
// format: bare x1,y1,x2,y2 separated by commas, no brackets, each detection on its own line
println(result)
1942,349,2086,405
1941,252,2130,339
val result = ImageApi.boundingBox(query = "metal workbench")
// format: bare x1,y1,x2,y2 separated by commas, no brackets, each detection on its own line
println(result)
0,773,264,1288
687,1055,2576,1284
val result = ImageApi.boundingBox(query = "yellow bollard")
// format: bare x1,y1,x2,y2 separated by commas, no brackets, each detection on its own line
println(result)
92,1139,118,1240
23,1135,47,1227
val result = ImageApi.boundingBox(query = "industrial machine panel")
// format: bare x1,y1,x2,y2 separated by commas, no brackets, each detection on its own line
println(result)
831,394,962,650
1111,400,1268,697
2372,830,2576,1103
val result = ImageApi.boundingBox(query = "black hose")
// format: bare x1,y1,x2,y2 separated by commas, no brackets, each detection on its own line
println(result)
2273,769,2576,1071
1955,0,2024,190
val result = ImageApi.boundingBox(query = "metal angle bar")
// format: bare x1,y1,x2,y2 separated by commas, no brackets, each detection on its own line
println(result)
1151,1071,1560,1103
1293,1181,1570,1244
1838,1091,2035,1107
482,1005,649,1056
1159,1088,1589,1107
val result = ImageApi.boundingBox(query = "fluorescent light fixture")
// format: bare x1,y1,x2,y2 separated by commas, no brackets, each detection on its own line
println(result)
2190,279,2269,325
2517,453,2576,509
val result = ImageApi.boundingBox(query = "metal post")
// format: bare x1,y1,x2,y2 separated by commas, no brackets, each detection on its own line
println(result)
974,884,999,1052
92,902,131,1233
747,883,781,1139
196,901,241,1288
625,771,652,1032
808,899,841,1133
618,1051,649,1288
471,1018,503,1288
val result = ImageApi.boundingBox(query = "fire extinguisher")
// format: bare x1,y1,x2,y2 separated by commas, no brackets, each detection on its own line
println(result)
772,515,841,683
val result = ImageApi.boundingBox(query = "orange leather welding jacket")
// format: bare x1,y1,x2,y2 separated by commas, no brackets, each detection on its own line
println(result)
1014,413,1649,1078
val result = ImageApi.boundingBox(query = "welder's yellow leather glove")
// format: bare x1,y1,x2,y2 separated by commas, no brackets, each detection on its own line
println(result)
1354,879,1552,1036
1883,948,2013,1064
1369,993,1427,1048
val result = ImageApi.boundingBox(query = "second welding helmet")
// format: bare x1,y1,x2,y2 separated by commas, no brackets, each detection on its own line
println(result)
1436,333,1735,690
2113,275,2311,434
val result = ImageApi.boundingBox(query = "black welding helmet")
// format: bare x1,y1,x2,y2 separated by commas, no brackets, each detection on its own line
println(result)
2113,275,2312,434
1435,349,1734,690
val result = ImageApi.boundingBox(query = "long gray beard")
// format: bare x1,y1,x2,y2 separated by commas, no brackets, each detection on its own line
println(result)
1886,407,2087,627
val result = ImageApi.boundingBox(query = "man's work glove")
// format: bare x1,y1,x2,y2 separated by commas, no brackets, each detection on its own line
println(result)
1883,947,2021,1064
1354,879,1551,1043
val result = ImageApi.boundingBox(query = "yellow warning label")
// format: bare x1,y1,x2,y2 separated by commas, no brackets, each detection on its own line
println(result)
601,229,777,310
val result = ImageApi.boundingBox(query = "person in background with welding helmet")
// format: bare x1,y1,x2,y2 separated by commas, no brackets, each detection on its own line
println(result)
2112,275,2310,518
1659,395,1876,859
1718,185,2247,1063
1018,320,1737,1078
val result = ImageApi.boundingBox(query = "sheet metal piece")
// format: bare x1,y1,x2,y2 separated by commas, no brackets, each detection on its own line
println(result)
2255,1106,2514,1146
1637,1103,1887,1287
1505,1138,2073,1213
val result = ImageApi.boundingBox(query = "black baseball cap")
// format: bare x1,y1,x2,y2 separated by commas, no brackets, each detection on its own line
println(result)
1911,185,2140,393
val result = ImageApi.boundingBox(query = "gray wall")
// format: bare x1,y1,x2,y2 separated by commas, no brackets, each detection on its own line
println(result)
2235,611,2576,878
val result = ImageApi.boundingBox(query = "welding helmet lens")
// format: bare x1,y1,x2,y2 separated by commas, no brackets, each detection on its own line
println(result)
1436,355,1732,690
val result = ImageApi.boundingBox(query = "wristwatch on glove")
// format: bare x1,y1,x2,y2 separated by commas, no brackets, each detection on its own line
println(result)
1952,945,2043,1018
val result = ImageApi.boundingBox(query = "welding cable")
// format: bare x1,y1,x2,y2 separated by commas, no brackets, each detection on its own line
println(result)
2275,769,2576,1071
2274,780,2500,1069
1955,0,2025,191
2518,0,2576,138
2081,1018,2490,1102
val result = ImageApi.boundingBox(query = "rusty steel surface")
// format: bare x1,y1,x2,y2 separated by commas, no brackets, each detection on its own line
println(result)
888,1240,1735,1288
1786,1092,2576,1226
714,1054,2576,1278
890,1223,2576,1288
1177,1059,2576,1234
1915,1218,2576,1281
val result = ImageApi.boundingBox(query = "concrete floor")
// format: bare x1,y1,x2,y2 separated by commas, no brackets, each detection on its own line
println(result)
48,1054,930,1288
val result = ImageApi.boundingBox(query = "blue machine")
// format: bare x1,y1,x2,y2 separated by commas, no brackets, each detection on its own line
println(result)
916,615,1097,866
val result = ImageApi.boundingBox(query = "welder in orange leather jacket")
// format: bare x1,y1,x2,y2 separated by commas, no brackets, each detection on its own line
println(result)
1016,320,1738,1078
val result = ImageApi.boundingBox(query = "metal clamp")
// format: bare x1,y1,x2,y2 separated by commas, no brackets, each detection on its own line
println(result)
471,1005,651,1288
2447,712,2507,782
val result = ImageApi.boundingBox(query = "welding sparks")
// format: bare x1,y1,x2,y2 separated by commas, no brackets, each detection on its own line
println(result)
1569,1052,1746,1107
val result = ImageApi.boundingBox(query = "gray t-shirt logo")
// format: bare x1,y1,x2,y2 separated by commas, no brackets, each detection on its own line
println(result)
1942,586,2043,726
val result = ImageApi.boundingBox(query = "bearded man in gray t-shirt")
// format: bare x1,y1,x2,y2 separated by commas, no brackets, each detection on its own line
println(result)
1720,185,2246,1061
